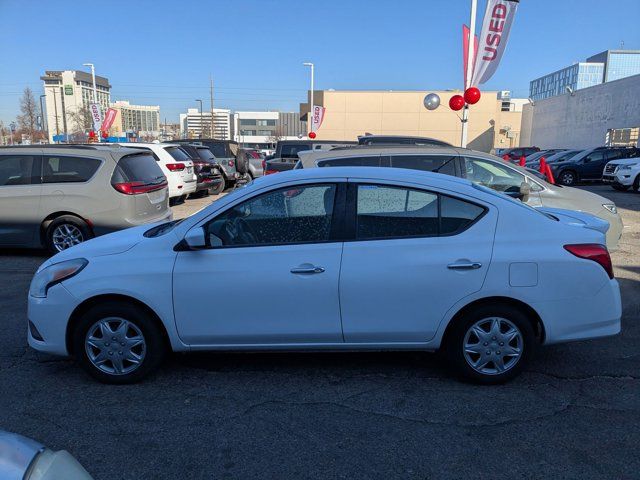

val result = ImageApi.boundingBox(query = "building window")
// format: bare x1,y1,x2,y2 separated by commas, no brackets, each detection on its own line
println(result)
240,119,256,126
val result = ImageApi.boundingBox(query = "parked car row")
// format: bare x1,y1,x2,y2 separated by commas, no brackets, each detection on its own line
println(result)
0,141,236,253
522,146,640,188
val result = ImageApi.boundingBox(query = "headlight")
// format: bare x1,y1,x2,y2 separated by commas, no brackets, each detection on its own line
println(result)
619,163,638,170
602,204,618,214
29,258,88,298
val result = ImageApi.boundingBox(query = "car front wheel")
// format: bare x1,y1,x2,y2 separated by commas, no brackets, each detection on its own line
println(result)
612,184,629,191
444,304,536,384
558,170,577,186
45,215,92,254
73,301,166,384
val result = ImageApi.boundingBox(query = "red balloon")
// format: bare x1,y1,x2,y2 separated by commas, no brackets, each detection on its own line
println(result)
464,87,481,105
308,131,317,139
88,130,96,138
449,95,465,111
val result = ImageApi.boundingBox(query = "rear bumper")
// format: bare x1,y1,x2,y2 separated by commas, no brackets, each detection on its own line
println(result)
541,279,622,345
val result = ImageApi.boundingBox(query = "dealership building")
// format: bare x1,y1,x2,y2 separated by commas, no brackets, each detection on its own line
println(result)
300,89,526,152
233,111,307,150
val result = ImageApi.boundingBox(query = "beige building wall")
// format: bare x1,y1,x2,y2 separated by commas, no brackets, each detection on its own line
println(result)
302,90,523,152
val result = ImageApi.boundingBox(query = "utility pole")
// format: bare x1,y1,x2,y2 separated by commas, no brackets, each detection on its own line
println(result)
52,87,60,141
460,0,478,148
210,75,214,139
39,94,47,137
195,99,203,139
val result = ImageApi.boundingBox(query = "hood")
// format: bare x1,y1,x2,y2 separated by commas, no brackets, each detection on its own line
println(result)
40,224,153,270
537,207,610,236
608,158,640,166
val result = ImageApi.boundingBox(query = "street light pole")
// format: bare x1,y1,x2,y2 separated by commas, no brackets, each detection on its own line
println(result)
195,99,203,139
83,63,98,106
460,0,478,148
303,62,314,134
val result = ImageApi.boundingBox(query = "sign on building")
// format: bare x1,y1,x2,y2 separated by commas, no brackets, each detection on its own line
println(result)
64,85,74,95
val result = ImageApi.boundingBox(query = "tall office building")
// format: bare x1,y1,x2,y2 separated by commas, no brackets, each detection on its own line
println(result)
110,100,160,134
179,108,231,140
41,70,111,142
530,49,640,101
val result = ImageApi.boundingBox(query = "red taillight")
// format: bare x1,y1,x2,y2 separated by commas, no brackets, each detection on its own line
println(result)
113,181,168,195
166,163,185,171
265,169,279,175
228,160,234,167
564,244,614,279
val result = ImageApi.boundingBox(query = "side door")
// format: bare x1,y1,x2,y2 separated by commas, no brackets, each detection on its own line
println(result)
462,156,542,206
0,153,42,246
580,150,607,179
339,182,496,343
173,182,346,345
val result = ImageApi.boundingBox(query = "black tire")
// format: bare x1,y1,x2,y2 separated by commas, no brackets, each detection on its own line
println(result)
235,151,250,175
558,170,577,186
189,188,208,199
210,171,226,195
443,303,536,385
633,174,640,192
72,301,166,384
612,184,630,192
45,215,92,254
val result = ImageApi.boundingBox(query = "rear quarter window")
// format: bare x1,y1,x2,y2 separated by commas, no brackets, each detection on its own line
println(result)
42,155,101,183
165,146,191,162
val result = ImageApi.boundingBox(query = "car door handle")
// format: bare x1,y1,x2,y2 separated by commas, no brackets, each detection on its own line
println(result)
447,262,482,270
290,265,325,274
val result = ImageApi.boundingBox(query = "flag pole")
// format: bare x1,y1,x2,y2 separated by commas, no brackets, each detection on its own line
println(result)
461,0,478,148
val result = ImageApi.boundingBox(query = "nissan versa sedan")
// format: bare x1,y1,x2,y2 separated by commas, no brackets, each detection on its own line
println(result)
28,168,621,385
295,146,624,250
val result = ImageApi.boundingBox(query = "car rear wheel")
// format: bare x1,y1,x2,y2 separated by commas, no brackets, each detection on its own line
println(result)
443,304,536,384
210,171,225,195
73,301,166,384
45,215,92,254
558,170,577,186
633,174,640,192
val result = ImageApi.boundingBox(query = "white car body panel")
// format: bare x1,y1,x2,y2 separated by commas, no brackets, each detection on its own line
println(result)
28,168,621,360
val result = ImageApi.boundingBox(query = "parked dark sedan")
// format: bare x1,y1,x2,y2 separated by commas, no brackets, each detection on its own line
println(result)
550,146,640,186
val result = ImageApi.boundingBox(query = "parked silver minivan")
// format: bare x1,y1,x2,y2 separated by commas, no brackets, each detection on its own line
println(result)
296,145,623,250
0,145,172,253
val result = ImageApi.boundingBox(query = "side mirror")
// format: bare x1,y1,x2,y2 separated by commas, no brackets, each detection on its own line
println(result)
519,182,531,202
183,227,206,249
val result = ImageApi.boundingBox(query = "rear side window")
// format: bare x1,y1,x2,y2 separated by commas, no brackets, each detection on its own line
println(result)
113,154,165,184
280,144,311,158
0,155,37,186
165,146,191,162
354,184,485,240
391,155,456,175
42,155,101,183
196,148,215,161
318,156,380,168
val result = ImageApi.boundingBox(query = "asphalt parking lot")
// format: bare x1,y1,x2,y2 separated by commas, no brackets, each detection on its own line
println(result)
1,185,639,480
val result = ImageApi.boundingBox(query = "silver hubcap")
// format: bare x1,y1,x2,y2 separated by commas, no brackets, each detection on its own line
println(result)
52,224,83,251
85,317,146,376
561,172,574,184
463,317,523,375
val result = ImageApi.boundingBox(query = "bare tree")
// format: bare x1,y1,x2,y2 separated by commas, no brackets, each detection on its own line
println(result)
17,87,38,140
67,105,93,141
265,126,287,148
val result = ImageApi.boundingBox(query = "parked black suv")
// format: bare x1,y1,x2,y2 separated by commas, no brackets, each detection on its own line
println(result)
177,144,224,195
167,139,242,189
550,147,640,186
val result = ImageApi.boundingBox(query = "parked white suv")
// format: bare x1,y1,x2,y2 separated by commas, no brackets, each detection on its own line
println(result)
603,158,640,192
119,143,197,203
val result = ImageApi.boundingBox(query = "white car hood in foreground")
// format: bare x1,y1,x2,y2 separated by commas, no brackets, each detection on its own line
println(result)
537,207,610,236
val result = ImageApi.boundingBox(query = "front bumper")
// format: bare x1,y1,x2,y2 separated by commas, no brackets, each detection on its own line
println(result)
603,173,634,187
27,283,80,357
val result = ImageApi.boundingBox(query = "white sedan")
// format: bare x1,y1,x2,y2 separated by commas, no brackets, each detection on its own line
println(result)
27,167,622,384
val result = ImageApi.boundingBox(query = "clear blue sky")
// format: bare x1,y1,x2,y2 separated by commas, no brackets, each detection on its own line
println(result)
0,0,638,124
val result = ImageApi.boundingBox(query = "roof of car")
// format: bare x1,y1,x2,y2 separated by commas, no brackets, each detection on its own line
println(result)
296,144,499,167
0,143,146,159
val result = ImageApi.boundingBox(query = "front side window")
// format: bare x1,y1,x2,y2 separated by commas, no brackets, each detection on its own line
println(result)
318,156,380,168
0,155,37,186
391,155,456,175
464,157,525,194
583,151,605,163
206,184,337,246
42,155,101,183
